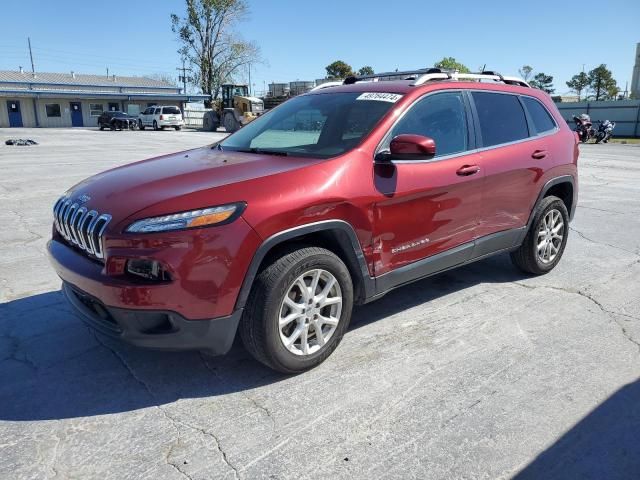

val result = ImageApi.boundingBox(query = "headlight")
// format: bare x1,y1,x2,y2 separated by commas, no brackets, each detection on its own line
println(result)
126,202,245,233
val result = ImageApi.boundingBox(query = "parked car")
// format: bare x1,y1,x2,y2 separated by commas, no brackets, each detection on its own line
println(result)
138,105,184,130
97,111,137,130
49,70,578,373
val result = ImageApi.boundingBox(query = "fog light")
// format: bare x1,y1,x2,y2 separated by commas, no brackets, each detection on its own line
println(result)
126,259,171,281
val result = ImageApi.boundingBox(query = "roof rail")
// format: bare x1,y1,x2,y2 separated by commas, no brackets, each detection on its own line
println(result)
411,70,530,87
308,68,530,93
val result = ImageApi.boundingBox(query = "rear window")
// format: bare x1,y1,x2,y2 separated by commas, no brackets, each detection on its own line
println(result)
521,97,556,134
471,92,529,147
162,107,181,115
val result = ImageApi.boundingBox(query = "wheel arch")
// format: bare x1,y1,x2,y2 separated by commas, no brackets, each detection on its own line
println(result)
528,175,576,229
235,220,374,311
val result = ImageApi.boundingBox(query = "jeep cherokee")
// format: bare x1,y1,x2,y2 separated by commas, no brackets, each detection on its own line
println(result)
48,69,578,373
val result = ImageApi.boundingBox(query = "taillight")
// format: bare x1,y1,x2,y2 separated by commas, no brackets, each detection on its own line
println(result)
160,115,164,120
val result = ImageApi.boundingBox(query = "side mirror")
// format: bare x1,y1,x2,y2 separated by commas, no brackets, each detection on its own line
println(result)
388,134,436,160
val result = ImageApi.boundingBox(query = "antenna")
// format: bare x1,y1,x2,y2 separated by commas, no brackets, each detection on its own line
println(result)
27,37,35,73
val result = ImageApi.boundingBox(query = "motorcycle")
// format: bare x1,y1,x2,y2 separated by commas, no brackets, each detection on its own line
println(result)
595,120,615,144
573,113,595,143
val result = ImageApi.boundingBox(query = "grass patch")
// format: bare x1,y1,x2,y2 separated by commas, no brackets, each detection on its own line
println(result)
609,137,640,144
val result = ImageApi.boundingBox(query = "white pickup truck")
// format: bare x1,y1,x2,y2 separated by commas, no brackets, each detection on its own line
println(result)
138,106,184,131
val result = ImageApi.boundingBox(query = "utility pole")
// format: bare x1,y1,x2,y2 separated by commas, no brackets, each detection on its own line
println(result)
176,60,192,94
248,63,251,95
27,37,35,73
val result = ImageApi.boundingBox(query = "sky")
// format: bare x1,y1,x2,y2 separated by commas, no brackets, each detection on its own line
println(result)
1,0,638,97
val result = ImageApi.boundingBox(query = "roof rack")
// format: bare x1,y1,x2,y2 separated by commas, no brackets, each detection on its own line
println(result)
309,68,530,93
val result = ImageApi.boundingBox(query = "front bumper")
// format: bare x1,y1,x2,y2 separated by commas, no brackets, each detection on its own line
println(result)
63,282,242,355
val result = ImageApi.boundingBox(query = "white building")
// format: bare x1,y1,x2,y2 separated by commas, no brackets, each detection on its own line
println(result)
0,70,208,128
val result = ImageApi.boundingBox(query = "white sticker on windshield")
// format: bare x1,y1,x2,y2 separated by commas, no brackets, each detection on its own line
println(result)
356,92,402,103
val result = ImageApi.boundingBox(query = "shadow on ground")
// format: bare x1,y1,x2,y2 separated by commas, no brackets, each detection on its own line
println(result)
2,254,527,422
514,378,640,480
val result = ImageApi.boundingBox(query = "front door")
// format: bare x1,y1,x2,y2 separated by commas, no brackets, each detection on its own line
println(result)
372,91,482,278
70,102,83,127
7,100,23,127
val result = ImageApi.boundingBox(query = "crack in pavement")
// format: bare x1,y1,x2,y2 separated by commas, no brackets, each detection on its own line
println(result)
569,226,640,258
0,332,38,371
513,282,640,354
89,330,243,479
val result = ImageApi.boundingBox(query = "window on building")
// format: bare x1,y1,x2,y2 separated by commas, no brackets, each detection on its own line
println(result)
471,92,529,147
89,104,104,117
108,102,119,112
45,104,61,118
521,97,557,134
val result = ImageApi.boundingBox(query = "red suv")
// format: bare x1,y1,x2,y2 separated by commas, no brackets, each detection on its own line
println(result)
48,69,578,373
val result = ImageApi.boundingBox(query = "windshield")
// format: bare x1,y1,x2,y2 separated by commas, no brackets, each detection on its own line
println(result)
220,92,401,158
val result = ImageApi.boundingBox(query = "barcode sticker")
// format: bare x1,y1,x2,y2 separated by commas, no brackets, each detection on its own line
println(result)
356,92,403,103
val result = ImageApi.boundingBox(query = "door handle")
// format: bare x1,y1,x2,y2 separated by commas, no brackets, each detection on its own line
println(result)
456,165,480,176
532,150,547,159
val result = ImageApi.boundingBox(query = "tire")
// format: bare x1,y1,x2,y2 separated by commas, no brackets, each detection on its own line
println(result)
99,123,104,131
223,111,240,133
160,125,166,130
240,246,354,373
510,195,569,275
174,126,182,131
138,120,145,131
110,122,116,131
153,120,158,131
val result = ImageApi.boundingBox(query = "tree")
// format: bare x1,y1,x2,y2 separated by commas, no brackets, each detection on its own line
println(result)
434,57,470,73
530,72,555,94
147,73,178,86
357,66,374,76
566,72,589,101
326,60,354,79
587,64,618,101
518,65,534,82
171,0,260,107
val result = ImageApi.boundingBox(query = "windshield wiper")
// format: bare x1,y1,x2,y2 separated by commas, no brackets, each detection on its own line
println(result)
232,148,289,156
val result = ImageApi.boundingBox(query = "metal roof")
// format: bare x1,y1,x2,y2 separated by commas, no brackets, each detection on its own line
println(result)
0,70,178,90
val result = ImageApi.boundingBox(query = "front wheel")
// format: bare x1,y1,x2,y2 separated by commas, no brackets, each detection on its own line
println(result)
138,120,145,131
510,195,569,275
153,120,158,131
240,246,354,373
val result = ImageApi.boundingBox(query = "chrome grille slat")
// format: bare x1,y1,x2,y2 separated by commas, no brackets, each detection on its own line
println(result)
52,196,111,260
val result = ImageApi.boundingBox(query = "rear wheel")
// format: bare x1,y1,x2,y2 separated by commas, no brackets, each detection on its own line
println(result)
240,246,354,373
510,195,569,275
174,126,182,131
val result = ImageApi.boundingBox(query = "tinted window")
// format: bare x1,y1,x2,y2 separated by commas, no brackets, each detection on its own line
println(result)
154,108,161,114
162,107,181,115
471,92,528,147
383,92,468,157
522,97,556,134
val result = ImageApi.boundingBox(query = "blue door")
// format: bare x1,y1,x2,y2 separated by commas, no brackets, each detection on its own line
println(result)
70,102,83,127
7,100,23,127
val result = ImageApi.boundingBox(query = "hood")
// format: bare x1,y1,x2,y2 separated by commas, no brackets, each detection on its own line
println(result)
67,146,323,229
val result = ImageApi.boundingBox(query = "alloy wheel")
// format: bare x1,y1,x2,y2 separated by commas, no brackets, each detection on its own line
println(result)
537,208,564,264
278,269,342,356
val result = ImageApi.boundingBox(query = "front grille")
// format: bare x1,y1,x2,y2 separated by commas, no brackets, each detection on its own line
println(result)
53,196,112,259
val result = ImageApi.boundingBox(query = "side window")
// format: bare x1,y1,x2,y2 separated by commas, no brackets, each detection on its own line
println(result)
471,92,529,147
154,108,161,115
383,92,468,157
521,96,556,134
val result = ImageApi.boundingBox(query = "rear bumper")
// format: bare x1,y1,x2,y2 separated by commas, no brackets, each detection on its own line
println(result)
63,282,241,355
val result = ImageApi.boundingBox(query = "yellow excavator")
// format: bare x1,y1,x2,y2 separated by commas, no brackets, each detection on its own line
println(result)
203,84,265,133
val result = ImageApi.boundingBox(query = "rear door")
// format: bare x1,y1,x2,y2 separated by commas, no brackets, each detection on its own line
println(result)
469,91,540,237
372,91,483,277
